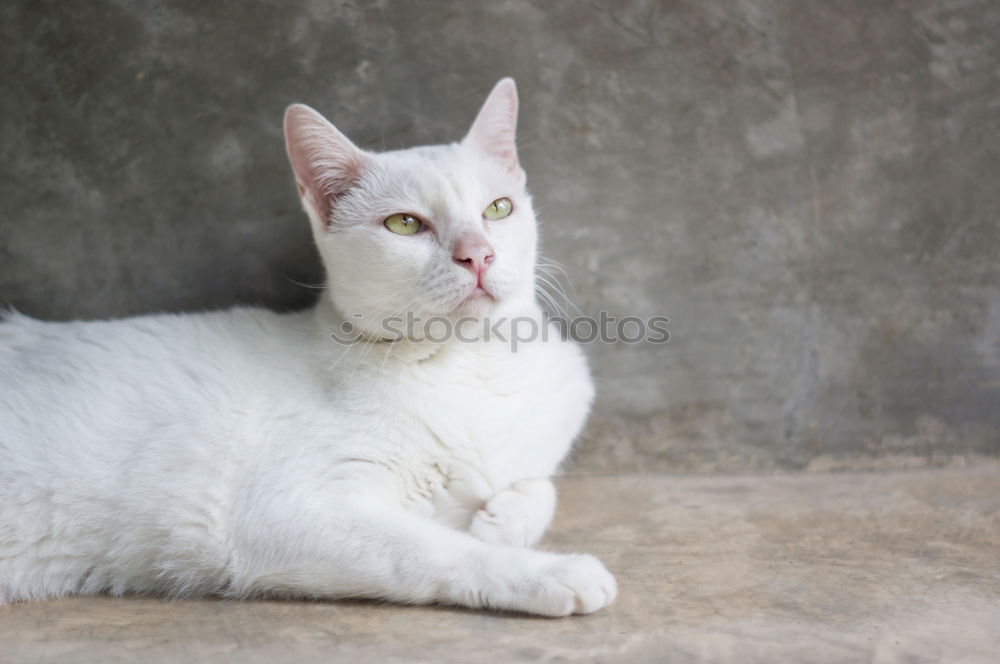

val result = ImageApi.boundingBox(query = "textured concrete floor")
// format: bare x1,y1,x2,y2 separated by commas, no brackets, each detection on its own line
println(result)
2,465,999,663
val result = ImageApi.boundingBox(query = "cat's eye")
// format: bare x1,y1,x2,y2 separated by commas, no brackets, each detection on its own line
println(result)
483,197,513,220
384,213,423,235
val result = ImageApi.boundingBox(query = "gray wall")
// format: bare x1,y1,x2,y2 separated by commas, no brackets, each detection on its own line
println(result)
2,0,999,471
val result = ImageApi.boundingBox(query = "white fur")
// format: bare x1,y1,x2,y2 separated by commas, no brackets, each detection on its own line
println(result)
0,79,615,616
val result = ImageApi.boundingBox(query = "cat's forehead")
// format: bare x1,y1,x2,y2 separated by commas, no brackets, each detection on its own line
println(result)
369,144,506,213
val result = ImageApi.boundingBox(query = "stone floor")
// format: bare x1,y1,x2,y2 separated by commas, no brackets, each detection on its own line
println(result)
3,465,999,663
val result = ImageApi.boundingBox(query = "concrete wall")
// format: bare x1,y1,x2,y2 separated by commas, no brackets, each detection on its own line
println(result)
2,0,998,471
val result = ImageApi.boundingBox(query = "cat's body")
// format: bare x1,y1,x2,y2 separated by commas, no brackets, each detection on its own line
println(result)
0,80,616,615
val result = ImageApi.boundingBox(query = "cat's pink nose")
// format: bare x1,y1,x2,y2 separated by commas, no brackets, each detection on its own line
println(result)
453,234,495,277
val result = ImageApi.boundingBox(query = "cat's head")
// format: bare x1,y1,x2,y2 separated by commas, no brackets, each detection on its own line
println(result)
284,79,536,340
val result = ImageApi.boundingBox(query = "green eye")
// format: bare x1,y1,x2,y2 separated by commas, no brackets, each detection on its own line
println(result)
484,197,513,220
384,213,422,235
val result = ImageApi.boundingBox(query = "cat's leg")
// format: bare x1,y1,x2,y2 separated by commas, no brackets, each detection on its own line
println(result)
469,477,556,548
228,495,615,617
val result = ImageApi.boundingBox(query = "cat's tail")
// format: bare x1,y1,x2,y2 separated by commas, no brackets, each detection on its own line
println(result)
0,305,27,324
0,307,40,353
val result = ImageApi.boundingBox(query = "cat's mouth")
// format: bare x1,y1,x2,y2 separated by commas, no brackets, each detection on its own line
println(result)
467,285,492,300
455,284,496,313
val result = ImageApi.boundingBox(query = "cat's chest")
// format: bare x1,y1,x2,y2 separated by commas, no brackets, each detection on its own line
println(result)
375,340,590,527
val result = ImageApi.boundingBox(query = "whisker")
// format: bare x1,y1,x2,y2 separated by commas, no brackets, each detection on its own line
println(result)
284,276,329,290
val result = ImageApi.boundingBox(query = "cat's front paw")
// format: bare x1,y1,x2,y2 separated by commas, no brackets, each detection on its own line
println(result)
469,478,555,547
469,492,534,547
516,554,618,617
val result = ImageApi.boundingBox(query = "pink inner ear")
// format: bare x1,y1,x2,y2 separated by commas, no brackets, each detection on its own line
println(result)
284,104,366,225
464,78,521,174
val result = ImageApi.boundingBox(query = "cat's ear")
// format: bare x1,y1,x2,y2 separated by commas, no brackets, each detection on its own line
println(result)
284,104,367,227
463,78,524,181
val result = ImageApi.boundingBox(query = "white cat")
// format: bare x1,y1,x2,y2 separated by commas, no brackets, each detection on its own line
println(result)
0,79,616,616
